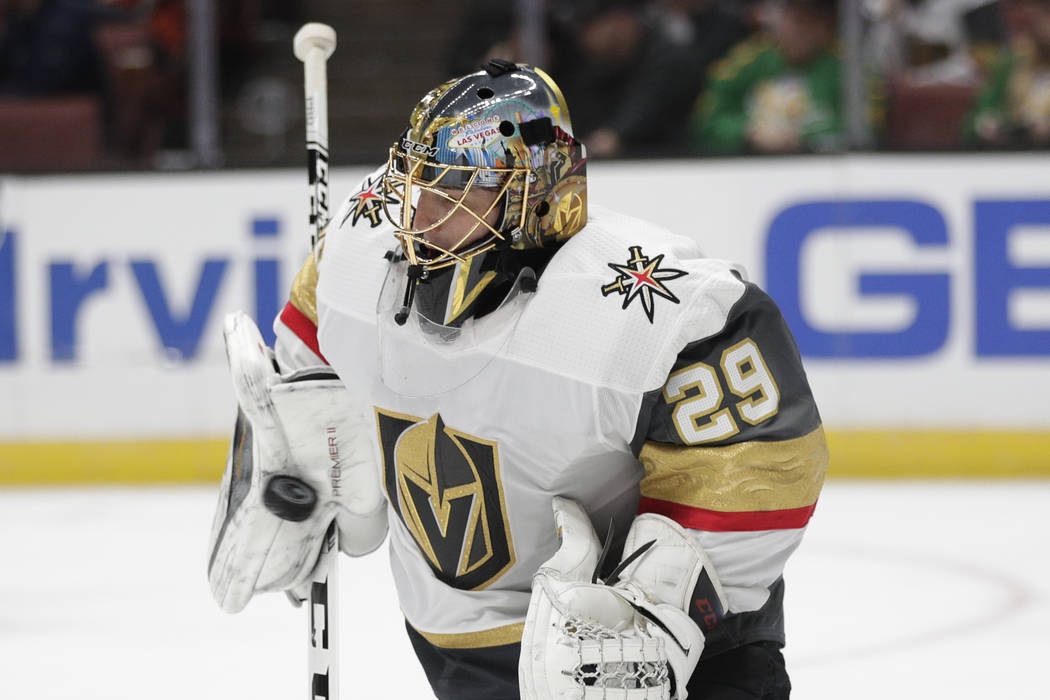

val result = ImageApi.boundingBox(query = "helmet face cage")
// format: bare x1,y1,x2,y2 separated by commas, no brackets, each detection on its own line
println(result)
381,145,528,269
380,63,587,271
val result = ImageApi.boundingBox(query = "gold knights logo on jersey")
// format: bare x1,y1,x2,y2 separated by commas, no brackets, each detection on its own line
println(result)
374,408,515,590
602,246,687,323
342,175,398,228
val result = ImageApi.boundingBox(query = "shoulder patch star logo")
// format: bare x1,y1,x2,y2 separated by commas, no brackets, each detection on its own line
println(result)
601,245,687,323
341,175,397,228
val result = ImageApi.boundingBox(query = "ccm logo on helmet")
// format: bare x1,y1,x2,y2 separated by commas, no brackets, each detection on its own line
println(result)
400,137,439,157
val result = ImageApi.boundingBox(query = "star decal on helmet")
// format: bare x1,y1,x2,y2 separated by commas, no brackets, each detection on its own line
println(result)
601,246,687,323
342,175,398,228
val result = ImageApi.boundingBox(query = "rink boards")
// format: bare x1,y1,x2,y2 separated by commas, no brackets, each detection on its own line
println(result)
1,155,1049,482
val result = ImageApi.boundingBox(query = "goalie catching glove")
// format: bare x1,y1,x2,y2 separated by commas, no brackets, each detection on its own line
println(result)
520,498,728,700
207,311,387,613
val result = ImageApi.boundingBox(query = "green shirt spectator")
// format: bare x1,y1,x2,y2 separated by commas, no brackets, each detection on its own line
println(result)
965,37,1050,147
689,0,842,155
692,38,842,154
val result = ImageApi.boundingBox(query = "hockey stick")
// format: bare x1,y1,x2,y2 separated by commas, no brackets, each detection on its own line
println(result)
293,22,339,700
295,23,337,252
306,522,339,700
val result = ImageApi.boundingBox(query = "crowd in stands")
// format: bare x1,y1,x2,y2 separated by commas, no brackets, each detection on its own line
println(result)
0,0,294,170
2,0,1050,170
0,0,190,169
965,0,1050,147
450,0,1050,157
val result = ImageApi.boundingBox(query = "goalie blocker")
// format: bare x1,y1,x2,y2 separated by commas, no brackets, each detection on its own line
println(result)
207,311,387,613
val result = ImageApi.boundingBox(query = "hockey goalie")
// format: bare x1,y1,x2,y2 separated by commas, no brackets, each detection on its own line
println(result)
207,58,828,700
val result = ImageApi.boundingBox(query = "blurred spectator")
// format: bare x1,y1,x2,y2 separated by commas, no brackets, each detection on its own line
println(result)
0,0,192,169
559,3,671,156
864,0,996,87
0,0,121,170
581,0,752,157
149,0,185,62
0,0,109,97
966,0,1050,146
964,0,1009,74
445,1,751,158
870,2,1008,150
690,0,842,154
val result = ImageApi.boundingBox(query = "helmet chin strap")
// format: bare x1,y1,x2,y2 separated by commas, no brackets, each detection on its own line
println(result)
394,263,426,326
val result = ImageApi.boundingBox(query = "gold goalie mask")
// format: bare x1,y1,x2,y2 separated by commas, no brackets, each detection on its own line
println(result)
379,59,587,328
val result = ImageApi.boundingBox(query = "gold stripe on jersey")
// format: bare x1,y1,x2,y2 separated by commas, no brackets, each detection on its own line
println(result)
411,621,524,649
288,251,320,325
639,426,828,512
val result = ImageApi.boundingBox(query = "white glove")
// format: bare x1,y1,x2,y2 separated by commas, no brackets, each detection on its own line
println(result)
520,498,727,700
207,311,388,613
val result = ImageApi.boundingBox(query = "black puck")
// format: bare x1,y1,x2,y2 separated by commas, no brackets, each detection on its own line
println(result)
263,476,318,522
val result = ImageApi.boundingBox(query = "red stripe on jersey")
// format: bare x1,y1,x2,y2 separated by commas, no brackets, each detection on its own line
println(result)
278,302,328,364
638,496,817,532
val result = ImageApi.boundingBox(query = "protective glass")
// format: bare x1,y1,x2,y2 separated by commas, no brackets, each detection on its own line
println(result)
376,255,535,397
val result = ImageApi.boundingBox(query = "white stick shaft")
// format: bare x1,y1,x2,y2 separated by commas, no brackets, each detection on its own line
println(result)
302,46,331,248
308,524,340,700
295,22,336,249
294,23,339,700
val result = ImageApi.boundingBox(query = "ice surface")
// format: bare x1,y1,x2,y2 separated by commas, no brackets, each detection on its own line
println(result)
0,481,1047,699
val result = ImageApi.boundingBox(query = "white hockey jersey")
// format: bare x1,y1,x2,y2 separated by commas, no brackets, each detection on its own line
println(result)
274,169,828,655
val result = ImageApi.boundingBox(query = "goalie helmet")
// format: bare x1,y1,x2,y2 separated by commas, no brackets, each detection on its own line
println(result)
380,59,587,327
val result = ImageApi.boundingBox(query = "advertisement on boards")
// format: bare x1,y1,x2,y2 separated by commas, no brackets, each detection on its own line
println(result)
1,156,1048,481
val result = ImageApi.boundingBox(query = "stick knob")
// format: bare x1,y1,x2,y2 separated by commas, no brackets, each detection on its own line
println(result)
293,23,337,61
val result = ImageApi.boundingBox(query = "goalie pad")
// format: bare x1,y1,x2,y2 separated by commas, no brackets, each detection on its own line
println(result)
520,498,727,700
207,311,387,613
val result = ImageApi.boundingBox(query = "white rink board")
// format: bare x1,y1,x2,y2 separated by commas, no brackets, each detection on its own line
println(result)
1,154,1049,440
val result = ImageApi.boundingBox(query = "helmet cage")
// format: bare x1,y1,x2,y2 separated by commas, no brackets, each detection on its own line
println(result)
381,145,530,270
